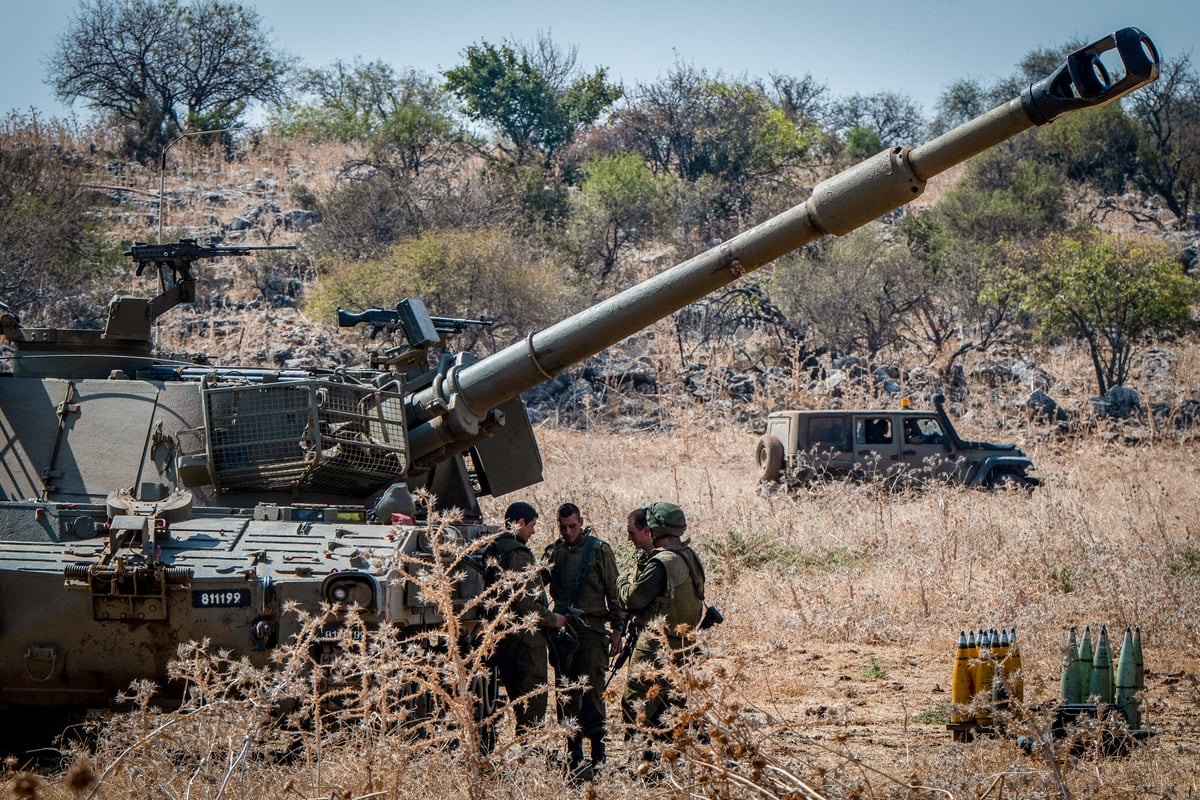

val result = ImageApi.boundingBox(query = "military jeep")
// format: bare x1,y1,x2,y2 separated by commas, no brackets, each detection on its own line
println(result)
755,395,1040,490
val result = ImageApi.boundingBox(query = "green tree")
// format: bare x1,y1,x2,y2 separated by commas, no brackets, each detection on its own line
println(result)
1028,102,1140,196
621,64,813,185
616,63,814,233
566,152,672,285
768,72,828,126
929,149,1066,243
829,91,926,148
47,0,292,161
929,77,991,136
843,124,883,161
278,61,459,176
1008,233,1197,394
899,149,1068,364
443,37,621,166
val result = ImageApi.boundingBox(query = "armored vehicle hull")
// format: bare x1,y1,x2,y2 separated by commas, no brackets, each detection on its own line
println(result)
0,369,491,716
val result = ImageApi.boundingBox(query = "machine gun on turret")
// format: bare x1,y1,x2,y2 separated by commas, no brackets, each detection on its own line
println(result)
337,299,495,344
0,238,297,378
123,238,297,320
124,238,297,274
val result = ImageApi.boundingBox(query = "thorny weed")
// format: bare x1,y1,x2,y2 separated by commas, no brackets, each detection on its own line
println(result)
5,421,1200,798
7,509,583,800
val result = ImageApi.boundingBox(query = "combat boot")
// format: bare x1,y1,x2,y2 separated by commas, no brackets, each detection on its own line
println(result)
565,734,592,784
567,734,585,771
589,735,606,766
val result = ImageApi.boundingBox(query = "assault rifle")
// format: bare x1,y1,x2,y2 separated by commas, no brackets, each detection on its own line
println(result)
123,238,297,320
602,606,720,689
604,623,640,690
337,299,494,345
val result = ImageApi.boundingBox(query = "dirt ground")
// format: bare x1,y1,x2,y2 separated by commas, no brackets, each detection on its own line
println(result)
507,422,1200,793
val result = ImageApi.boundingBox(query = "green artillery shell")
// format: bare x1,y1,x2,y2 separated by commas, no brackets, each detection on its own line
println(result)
1060,626,1081,704
1089,624,1114,704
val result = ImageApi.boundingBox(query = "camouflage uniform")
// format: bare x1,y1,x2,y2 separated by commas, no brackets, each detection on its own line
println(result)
544,529,627,765
618,538,705,739
489,531,559,734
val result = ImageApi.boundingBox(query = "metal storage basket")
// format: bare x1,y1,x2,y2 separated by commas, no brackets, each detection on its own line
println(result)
198,376,407,493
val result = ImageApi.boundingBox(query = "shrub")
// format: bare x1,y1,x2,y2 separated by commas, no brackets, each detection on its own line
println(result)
306,227,572,349
0,140,115,318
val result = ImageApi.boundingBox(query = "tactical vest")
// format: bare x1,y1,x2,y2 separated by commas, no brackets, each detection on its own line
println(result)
647,546,704,637
486,532,549,641
488,533,526,570
546,535,599,609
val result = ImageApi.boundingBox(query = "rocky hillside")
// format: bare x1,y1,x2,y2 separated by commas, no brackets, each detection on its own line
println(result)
57,135,1200,446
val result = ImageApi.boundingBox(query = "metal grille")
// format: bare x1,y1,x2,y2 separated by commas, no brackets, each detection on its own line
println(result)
200,377,408,493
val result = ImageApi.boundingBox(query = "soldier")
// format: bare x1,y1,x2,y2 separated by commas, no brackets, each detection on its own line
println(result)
543,502,627,774
489,501,566,735
619,502,706,752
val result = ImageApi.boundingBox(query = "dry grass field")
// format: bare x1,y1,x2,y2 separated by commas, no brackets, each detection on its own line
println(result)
519,419,1200,795
7,410,1199,800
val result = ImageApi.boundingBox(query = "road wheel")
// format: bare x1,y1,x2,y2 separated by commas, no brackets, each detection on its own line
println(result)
471,663,499,753
755,434,785,483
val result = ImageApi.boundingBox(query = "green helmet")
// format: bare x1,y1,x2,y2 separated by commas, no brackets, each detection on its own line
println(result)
646,501,686,539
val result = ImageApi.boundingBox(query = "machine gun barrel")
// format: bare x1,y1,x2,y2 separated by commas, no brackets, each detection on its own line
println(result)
338,307,494,333
432,315,495,332
338,301,494,346
405,28,1158,461
125,238,296,269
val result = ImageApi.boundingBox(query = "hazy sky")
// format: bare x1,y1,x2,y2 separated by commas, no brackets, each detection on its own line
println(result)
3,0,1196,124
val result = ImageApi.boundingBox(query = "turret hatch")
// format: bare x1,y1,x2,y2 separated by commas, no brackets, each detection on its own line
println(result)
0,378,162,502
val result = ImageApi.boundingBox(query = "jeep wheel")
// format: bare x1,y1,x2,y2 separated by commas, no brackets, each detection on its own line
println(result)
755,434,785,482
987,471,1035,492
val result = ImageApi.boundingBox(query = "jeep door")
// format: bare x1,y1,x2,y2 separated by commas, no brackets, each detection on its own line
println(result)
899,414,960,482
801,415,854,478
852,415,901,479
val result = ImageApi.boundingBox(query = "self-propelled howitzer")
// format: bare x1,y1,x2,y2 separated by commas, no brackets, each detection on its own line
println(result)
0,29,1158,730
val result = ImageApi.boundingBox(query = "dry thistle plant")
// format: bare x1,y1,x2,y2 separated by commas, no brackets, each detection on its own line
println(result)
9,393,1200,799
24,509,587,800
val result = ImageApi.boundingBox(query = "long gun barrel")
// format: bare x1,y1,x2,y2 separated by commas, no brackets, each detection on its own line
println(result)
124,238,297,272
405,28,1158,461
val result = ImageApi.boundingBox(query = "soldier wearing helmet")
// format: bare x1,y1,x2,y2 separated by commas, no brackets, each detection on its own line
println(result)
618,501,706,751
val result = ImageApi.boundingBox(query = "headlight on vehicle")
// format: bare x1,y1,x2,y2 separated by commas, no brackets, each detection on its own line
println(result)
321,574,377,610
